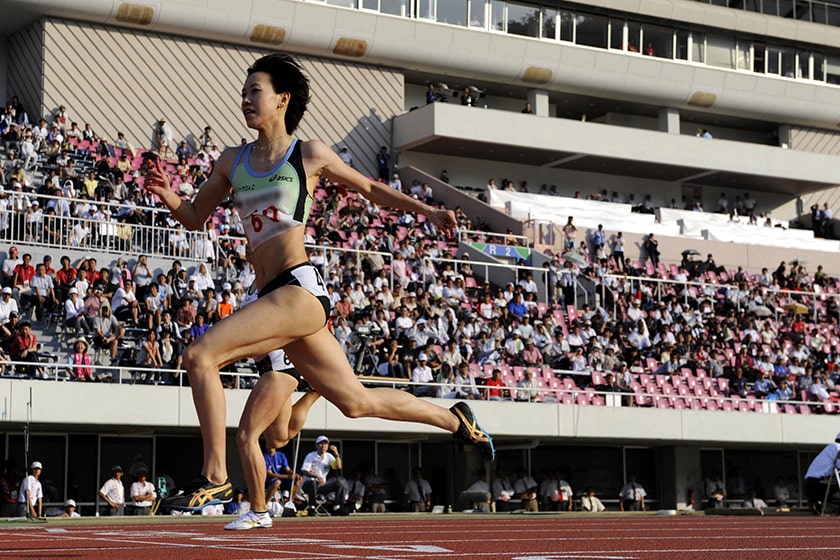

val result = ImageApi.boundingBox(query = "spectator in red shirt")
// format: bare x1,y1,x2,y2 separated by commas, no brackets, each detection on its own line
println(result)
484,368,508,401
11,321,41,377
55,255,77,301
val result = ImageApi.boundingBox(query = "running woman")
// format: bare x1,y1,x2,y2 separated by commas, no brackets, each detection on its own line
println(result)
145,53,493,512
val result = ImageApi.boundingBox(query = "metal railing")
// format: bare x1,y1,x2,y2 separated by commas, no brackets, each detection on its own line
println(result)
1,192,209,262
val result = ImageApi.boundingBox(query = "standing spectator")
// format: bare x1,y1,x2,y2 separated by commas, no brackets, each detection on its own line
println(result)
803,432,840,514
155,119,173,158
562,216,577,251
590,224,607,260
619,473,646,511
513,467,539,512
338,146,353,168
99,465,125,516
128,468,156,515
491,467,516,512
644,233,660,267
376,146,390,181
17,461,43,518
404,467,432,512
704,471,726,509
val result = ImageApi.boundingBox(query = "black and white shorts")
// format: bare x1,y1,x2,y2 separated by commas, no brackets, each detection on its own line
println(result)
248,263,331,378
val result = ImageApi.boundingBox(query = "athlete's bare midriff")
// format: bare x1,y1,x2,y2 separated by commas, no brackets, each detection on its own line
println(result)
250,226,310,291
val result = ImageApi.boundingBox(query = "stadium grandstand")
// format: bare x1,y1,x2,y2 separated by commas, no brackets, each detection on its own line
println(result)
2,0,840,516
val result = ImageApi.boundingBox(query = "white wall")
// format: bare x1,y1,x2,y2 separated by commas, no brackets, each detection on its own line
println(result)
2,379,837,448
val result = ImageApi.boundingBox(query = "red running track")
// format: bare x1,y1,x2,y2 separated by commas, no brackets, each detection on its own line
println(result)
1,515,840,560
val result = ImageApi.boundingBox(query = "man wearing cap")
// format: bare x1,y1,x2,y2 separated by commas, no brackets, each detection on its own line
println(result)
301,436,349,515
99,465,125,516
804,432,840,514
0,286,18,323
411,353,435,397
17,461,43,518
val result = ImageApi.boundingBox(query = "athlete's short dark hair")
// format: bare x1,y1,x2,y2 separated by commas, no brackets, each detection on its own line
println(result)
247,53,310,134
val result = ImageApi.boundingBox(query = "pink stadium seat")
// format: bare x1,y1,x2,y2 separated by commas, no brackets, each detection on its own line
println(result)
590,370,605,387
720,399,733,412
689,399,703,410
591,395,605,406
799,404,812,415
562,377,579,391
576,393,591,406
673,398,686,409
655,396,670,409
512,366,524,381
784,404,798,414
541,367,554,381
705,399,719,411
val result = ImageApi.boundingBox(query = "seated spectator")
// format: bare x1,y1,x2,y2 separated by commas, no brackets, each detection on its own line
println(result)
64,287,90,335
136,330,163,371
581,487,606,512
111,279,140,325
93,306,123,363
459,469,491,512
484,368,508,401
742,488,768,509
68,337,93,382
410,353,435,397
514,368,539,402
0,287,19,323
10,320,42,377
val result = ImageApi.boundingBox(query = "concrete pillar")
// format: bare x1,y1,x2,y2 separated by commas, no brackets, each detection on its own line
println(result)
661,446,702,510
659,107,681,134
527,89,549,117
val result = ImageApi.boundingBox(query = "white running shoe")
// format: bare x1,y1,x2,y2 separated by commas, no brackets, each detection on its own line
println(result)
223,511,273,530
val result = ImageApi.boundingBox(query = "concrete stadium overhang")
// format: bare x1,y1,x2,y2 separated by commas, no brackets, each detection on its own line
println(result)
395,103,840,196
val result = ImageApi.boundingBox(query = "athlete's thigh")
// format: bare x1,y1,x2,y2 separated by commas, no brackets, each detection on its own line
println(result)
191,285,326,368
240,372,298,438
283,328,366,404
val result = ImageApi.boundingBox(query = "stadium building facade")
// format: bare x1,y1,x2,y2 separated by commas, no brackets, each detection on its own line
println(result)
1,0,839,513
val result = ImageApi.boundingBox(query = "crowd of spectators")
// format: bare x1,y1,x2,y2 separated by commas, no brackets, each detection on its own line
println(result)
2,98,840,413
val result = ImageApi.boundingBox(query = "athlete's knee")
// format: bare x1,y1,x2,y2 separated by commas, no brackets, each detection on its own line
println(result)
182,344,216,374
334,393,375,419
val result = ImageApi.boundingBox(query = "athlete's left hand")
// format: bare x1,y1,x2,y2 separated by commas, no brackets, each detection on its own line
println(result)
428,208,457,234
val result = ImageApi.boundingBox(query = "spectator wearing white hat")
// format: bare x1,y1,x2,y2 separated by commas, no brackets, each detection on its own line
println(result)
0,286,19,323
52,498,81,518
411,352,435,397
17,461,43,518
300,435,349,516
64,286,90,334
